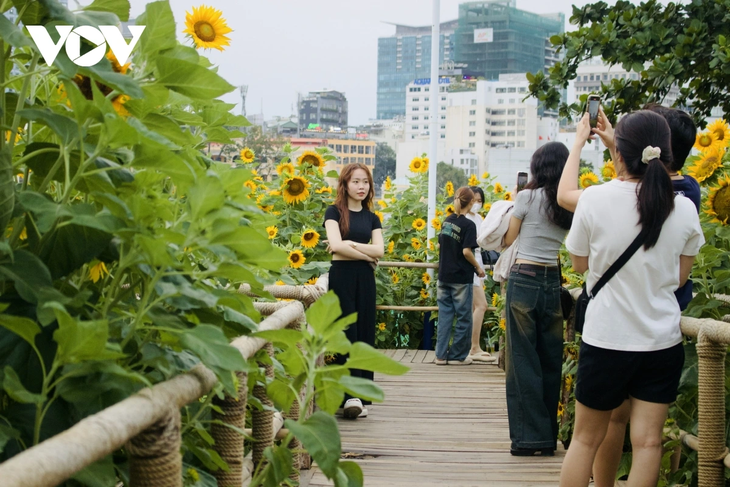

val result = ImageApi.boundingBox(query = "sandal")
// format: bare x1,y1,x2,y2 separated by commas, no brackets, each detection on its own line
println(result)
468,352,498,363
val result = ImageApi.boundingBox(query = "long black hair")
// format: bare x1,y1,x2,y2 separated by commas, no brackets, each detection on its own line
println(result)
523,141,573,230
469,185,485,207
614,110,674,249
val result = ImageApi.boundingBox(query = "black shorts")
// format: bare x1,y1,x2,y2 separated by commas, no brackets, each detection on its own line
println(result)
575,341,685,411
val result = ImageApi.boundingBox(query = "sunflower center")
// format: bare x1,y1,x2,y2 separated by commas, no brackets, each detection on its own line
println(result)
244,150,253,159
701,155,721,170
194,21,216,42
713,186,730,222
288,179,304,196
291,254,300,263
303,155,321,166
304,232,314,241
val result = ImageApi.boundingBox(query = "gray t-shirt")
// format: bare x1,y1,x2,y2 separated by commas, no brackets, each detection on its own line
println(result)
512,188,568,264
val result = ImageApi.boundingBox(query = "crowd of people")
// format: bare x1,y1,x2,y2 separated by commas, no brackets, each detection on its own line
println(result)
321,105,704,486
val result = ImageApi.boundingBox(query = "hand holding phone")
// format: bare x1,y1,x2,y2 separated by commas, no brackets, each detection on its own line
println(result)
516,171,528,192
587,95,601,129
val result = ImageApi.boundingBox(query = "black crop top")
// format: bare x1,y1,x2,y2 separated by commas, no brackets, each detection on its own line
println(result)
323,205,382,244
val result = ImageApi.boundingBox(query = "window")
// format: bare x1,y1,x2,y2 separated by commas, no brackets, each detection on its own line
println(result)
358,157,364,164
517,141,525,148
509,99,515,104
507,109,516,115
471,99,477,105
517,109,526,117
440,134,445,139
441,96,446,101
412,116,419,120
469,110,476,115
492,109,506,116
365,146,371,155
469,121,476,126
412,125,419,129
441,125,446,129
519,87,527,93
468,142,475,148
412,107,419,111
496,87,506,93
498,99,504,104
440,106,446,111
343,145,349,154
517,130,525,136
507,120,515,126
412,97,420,102
336,144,342,152
469,131,475,137
350,145,357,153
344,157,349,163
441,115,446,120
424,97,429,101
507,131,515,137
507,87,516,93
492,131,505,137
517,119,525,126
310,113,315,119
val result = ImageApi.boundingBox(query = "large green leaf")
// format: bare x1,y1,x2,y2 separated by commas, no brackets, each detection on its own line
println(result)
2,366,46,404
136,1,176,56
178,325,247,372
338,375,384,403
0,314,41,347
336,461,364,487
83,64,144,99
0,13,33,49
82,0,130,21
52,310,110,364
0,250,53,304
0,147,13,237
345,342,410,375
188,176,225,221
266,378,296,412
284,411,341,478
132,140,197,184
155,56,235,100
38,223,112,279
18,109,80,145
141,113,197,147
306,291,344,336
264,445,294,485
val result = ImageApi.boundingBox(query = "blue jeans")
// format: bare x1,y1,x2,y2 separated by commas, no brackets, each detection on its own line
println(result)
505,266,563,450
436,281,473,361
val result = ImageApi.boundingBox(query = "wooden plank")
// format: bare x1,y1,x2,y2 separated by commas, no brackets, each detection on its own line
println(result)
423,350,436,363
391,349,407,362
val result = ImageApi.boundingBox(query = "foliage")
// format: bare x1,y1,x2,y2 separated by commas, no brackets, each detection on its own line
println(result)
372,142,395,188
436,161,468,195
527,0,730,126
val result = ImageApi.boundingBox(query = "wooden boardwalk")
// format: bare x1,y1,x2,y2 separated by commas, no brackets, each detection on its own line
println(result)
302,349,565,486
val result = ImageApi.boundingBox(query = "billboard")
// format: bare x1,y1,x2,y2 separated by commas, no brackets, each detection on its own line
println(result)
474,28,493,44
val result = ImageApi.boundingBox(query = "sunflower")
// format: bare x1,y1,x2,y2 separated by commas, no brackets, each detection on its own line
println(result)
468,174,479,186
391,273,399,284
707,119,730,148
403,254,412,262
565,375,574,390
445,205,454,216
420,289,429,300
282,175,310,204
301,229,320,248
411,238,422,250
694,130,720,153
579,172,600,188
378,322,387,331
266,226,278,239
378,199,388,208
183,5,232,51
387,241,394,254
429,240,435,251
88,261,109,283
483,202,491,213
412,218,426,231
276,162,295,175
705,175,730,225
557,402,564,418
307,276,318,285
112,95,130,117
298,151,325,170
422,272,431,286
494,182,504,194
375,211,384,223
482,171,490,179
275,280,285,286
601,161,616,180
288,249,306,269
409,157,428,173
244,180,258,192
688,148,725,183
435,209,443,217
106,51,130,75
384,176,392,191
444,181,454,197
316,186,333,195
240,147,255,163
269,190,282,196
431,218,441,231
499,318,506,331
504,192,513,201
492,293,499,307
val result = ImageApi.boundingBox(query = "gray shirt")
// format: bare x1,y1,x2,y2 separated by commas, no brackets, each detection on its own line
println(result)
513,188,568,265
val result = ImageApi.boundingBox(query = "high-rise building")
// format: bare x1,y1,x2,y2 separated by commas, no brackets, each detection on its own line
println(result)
453,1,564,81
376,20,458,120
298,90,348,132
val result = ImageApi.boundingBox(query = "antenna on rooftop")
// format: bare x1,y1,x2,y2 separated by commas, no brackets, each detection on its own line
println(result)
239,85,248,117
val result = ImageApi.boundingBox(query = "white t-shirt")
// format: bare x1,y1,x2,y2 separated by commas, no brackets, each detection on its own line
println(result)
466,211,485,286
565,179,704,352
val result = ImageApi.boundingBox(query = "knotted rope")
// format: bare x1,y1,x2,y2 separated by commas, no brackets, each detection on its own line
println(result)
126,408,182,487
211,372,247,487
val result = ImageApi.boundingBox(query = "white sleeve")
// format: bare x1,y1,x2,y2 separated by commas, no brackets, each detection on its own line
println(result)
682,214,705,256
565,194,590,257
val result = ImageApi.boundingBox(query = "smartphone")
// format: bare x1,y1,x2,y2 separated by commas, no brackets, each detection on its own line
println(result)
516,171,528,192
587,94,601,128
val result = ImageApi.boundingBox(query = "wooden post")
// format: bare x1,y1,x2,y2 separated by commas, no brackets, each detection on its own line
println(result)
696,330,726,487
211,372,248,487
252,343,275,465
126,408,182,487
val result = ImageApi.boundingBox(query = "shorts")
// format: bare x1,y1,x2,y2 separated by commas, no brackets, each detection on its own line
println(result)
574,341,685,411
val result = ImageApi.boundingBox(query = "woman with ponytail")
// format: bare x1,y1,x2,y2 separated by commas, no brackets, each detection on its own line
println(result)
435,186,485,366
324,163,384,420
559,111,704,487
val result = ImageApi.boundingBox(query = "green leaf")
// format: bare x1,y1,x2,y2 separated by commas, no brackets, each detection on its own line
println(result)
0,249,53,304
338,375,384,403
0,424,21,455
266,378,296,412
18,109,80,145
188,176,225,221
2,366,46,404
264,445,294,485
136,1,176,56
253,329,303,348
178,325,247,372
0,314,41,347
285,411,341,478
345,342,410,375
336,461,364,487
132,140,197,184
0,147,14,236
155,56,235,100
82,0,130,21
0,13,34,48
277,346,307,377
306,291,344,335
53,310,110,364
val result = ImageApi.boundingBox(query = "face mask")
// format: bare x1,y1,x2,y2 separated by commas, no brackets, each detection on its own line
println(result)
471,202,482,213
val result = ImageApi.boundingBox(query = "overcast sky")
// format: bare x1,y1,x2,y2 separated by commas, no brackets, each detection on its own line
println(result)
123,0,601,125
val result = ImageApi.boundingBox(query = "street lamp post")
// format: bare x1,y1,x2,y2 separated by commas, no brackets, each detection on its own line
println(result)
427,0,440,250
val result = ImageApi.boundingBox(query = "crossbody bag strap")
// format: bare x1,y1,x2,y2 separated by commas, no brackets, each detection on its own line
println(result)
588,231,647,299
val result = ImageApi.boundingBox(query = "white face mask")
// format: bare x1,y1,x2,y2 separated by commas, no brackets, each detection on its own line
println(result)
471,202,482,213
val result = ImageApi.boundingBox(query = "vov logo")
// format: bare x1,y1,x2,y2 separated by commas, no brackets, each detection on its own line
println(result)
26,25,146,67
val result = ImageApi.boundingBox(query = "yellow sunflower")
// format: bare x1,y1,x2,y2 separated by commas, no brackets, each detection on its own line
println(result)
422,272,431,286
707,119,730,148
411,238,422,250
301,229,320,248
491,293,499,307
282,175,310,204
378,199,387,208
499,318,506,331
266,226,278,239
307,276,318,285
412,218,426,231
288,249,306,269
183,5,232,51
391,273,399,284
387,241,394,253
468,174,479,186
409,157,428,173
482,171,490,179
384,176,392,191
601,161,616,180
112,95,130,117
483,202,491,213
269,190,282,196
316,186,333,194
375,211,384,223
705,174,730,225
276,162,295,175
565,375,574,390
403,254,412,262
688,148,725,183
436,209,443,217
244,180,258,192
431,218,441,231
579,172,600,188
420,289,429,299
428,240,435,251
275,280,285,286
557,402,564,418
694,130,720,153
445,181,454,197
88,261,109,283
445,205,454,216
494,182,504,194
378,322,387,331
240,147,255,163
504,192,513,201
298,151,325,170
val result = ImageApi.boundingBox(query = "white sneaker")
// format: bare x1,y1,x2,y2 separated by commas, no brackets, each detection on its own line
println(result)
343,398,363,419
359,408,368,418
448,357,473,365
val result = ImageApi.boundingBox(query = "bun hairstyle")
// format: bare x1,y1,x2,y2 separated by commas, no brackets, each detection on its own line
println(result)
614,110,674,249
454,186,475,213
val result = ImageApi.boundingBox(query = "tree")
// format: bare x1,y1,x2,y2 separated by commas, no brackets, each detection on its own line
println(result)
527,0,730,126
579,159,595,174
373,143,396,186
437,162,468,195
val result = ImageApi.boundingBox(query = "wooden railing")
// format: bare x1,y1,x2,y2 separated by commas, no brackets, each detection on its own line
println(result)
0,301,307,487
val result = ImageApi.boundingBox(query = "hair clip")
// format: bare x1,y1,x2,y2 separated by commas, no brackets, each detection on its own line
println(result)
641,146,661,164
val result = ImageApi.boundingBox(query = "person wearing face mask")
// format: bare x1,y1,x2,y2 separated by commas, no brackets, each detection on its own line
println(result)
465,186,497,363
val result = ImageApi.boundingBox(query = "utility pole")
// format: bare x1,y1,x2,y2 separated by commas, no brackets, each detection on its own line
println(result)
427,0,440,249
239,85,248,117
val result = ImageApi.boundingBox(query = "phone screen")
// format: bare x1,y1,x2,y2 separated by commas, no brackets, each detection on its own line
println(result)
517,172,528,191
588,98,600,127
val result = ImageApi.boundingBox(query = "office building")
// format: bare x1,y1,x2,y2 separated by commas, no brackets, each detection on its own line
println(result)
377,20,458,120
291,133,376,175
298,90,348,132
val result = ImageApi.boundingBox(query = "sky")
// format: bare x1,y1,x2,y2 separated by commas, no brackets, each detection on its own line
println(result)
123,0,601,125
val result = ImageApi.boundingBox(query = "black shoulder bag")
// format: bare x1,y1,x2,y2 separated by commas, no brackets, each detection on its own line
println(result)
574,231,647,334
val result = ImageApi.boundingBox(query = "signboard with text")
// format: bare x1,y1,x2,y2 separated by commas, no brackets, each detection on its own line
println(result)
474,28,493,44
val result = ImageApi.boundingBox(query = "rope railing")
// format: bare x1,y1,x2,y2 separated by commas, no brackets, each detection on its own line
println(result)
0,301,307,487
